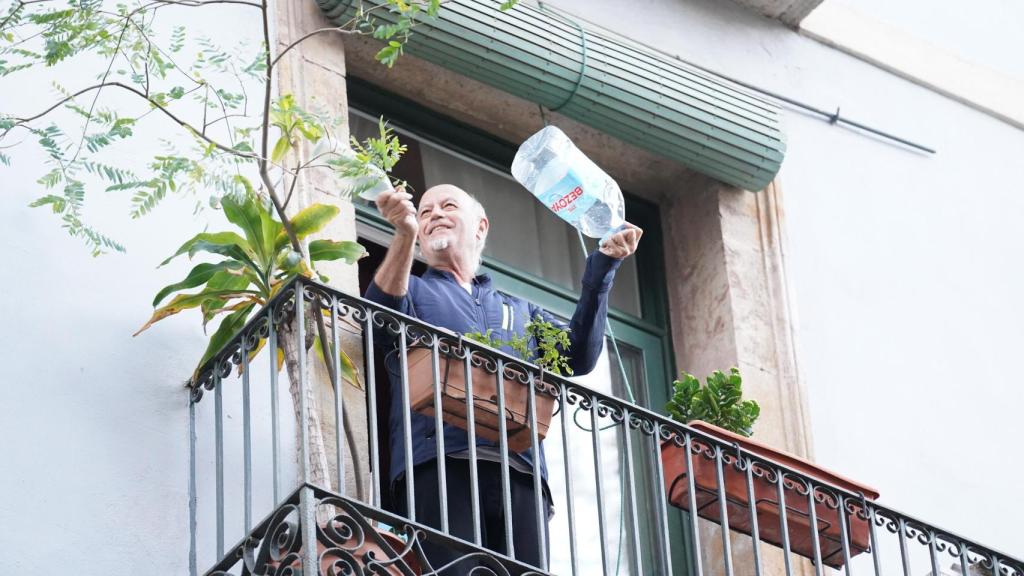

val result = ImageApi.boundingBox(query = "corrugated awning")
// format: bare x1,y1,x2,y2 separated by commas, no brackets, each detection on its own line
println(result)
317,0,787,191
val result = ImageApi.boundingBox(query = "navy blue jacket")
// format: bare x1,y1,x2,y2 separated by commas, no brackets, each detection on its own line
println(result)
365,251,621,485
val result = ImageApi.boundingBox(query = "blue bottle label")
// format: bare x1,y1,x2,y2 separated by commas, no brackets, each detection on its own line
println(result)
535,168,598,225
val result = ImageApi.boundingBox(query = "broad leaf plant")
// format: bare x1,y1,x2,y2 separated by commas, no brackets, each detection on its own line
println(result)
666,368,761,437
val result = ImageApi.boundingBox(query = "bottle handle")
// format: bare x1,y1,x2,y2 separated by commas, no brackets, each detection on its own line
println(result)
598,223,628,246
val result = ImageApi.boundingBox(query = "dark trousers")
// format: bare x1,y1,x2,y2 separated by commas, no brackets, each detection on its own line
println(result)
392,457,550,575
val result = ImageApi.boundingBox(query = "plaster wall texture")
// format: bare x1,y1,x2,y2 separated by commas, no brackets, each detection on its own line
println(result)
0,2,336,573
546,0,1024,559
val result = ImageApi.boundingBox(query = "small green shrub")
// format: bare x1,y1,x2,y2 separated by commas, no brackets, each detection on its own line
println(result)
465,316,573,376
666,368,760,437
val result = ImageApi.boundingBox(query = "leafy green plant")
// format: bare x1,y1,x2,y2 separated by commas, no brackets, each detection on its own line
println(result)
133,191,366,378
465,315,573,376
666,368,760,437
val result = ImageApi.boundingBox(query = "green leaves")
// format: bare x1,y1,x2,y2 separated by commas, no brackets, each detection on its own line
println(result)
140,189,366,378
152,261,244,306
308,239,366,264
269,93,324,163
666,368,760,437
222,192,270,266
160,231,256,269
329,117,406,198
464,316,573,376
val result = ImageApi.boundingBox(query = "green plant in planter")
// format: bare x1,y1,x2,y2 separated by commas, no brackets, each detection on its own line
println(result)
133,190,366,378
465,315,573,376
666,368,760,437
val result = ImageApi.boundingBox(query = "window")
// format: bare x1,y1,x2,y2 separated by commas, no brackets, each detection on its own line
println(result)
348,77,682,574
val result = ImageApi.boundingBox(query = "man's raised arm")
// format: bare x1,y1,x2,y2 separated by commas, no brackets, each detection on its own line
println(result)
370,187,418,298
534,224,644,376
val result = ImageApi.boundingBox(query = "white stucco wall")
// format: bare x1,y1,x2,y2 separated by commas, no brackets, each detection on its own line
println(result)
0,4,303,573
547,0,1024,560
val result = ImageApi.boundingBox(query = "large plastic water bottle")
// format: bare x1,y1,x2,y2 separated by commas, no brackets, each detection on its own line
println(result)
511,126,625,242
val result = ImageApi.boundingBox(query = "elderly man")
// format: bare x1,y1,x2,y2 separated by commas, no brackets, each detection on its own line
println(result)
365,183,641,571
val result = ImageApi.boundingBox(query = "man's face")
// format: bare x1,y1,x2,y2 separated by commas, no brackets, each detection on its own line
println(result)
417,185,485,267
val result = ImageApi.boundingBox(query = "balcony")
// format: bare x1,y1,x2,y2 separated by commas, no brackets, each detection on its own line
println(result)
187,278,1023,576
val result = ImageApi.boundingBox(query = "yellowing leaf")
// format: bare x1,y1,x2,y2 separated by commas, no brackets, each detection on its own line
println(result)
271,134,291,163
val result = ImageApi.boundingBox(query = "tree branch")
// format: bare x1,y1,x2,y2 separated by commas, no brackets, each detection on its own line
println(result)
270,26,355,69
256,0,300,253
69,10,135,164
4,81,257,161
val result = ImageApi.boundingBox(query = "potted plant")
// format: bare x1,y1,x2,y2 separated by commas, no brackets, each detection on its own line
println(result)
661,368,879,568
404,317,570,453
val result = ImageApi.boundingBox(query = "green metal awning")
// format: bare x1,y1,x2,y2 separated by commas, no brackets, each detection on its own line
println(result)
317,0,787,191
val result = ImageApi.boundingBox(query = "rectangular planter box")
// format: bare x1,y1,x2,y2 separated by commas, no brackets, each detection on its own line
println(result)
661,421,879,568
406,347,555,453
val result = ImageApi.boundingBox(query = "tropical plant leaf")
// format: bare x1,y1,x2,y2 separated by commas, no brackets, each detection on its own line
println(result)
194,302,258,377
222,193,270,267
313,333,363,390
271,135,290,163
201,271,259,328
152,261,244,306
308,239,366,263
134,288,258,336
160,231,258,271
274,203,339,251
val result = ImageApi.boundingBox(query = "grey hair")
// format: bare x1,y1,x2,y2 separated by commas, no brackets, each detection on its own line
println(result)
466,192,488,274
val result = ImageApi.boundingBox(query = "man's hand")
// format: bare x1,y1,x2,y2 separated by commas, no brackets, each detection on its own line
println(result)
599,222,643,259
375,186,417,238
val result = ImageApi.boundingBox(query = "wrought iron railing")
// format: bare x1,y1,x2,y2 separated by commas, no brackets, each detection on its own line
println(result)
186,277,1024,576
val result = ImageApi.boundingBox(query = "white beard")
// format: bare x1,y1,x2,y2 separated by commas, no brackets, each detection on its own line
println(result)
429,237,450,251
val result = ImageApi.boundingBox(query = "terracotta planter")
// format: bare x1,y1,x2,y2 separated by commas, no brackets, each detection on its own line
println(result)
661,421,879,568
406,347,555,453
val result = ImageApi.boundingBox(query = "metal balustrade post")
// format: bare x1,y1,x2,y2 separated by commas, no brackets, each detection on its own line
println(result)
929,531,942,576
957,540,971,576
591,395,611,576
296,282,311,486
362,309,381,508
495,358,515,558
268,311,281,505
684,433,705,576
898,517,911,576
807,482,824,576
836,494,854,576
397,324,415,521
242,335,253,532
744,453,764,576
714,446,734,576
527,371,547,570
464,347,482,546
776,471,794,576
622,410,643,575
188,395,198,576
559,385,580,576
331,296,345,497
214,373,224,559
652,427,674,576
430,337,448,533
867,503,883,576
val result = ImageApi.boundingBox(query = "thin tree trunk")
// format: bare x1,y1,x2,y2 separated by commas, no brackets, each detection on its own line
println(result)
279,313,334,524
